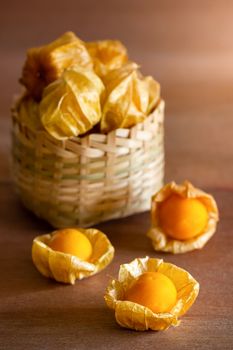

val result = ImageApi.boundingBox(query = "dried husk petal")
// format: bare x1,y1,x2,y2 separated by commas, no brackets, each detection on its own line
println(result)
32,228,114,284
105,257,199,331
86,40,128,77
39,67,105,140
145,76,161,113
101,64,160,133
147,181,219,254
21,31,93,100
14,94,42,131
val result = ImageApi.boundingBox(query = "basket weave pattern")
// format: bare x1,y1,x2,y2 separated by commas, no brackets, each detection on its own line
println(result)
12,100,165,227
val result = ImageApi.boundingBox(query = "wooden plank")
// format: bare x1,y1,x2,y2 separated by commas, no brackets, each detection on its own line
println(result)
0,184,233,349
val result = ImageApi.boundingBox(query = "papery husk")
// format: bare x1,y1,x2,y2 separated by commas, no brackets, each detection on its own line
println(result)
14,94,42,131
39,67,105,140
105,257,199,331
32,228,114,284
86,40,128,77
145,76,161,113
20,31,93,100
101,64,160,133
147,181,219,254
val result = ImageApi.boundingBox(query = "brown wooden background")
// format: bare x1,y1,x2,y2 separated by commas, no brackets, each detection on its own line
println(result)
0,1,233,349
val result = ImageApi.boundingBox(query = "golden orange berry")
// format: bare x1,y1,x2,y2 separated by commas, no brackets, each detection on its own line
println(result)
159,194,208,240
49,228,93,261
125,272,177,313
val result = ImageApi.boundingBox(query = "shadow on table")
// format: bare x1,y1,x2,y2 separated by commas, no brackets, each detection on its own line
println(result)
1,305,160,336
1,187,52,233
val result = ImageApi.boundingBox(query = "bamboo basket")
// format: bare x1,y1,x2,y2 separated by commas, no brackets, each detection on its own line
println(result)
11,100,165,228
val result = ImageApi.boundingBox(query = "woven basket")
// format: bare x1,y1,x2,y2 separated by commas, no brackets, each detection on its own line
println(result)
11,100,165,228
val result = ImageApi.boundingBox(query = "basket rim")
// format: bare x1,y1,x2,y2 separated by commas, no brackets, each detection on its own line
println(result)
12,96,165,143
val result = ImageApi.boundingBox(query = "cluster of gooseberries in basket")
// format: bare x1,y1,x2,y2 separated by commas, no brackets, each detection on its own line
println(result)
18,31,160,140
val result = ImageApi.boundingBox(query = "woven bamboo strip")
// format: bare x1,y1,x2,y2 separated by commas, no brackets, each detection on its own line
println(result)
11,100,165,227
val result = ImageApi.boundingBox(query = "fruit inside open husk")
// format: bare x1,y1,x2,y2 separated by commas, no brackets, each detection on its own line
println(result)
49,228,93,261
32,227,114,284
105,257,199,331
125,272,177,313
147,181,219,254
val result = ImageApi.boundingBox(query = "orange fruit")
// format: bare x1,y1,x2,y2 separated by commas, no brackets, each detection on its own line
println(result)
125,272,177,313
159,194,208,240
49,228,92,261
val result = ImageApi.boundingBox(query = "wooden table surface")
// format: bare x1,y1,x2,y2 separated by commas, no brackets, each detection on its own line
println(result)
1,1,233,349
